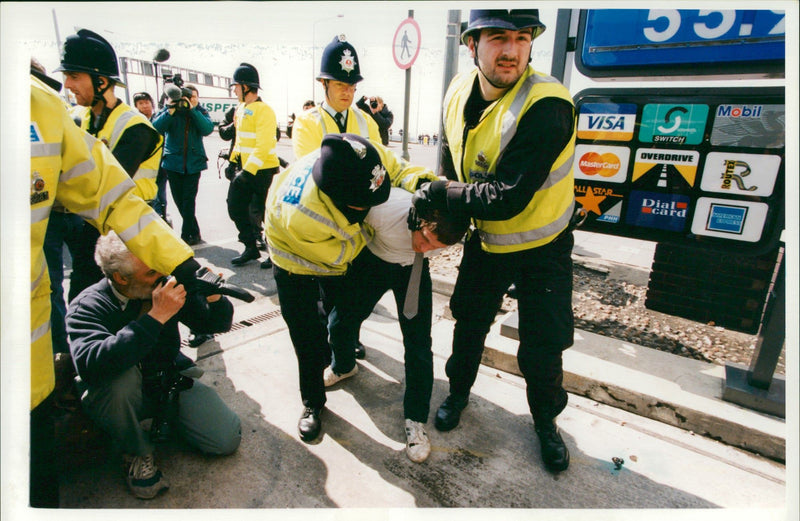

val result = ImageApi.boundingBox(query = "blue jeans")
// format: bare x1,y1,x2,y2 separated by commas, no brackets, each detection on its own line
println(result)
328,249,434,423
43,211,84,354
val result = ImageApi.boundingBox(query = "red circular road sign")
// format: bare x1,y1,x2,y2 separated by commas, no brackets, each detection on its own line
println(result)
392,18,421,69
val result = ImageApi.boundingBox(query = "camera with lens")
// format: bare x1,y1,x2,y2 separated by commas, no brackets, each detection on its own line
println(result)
164,73,192,111
145,368,194,443
370,99,378,109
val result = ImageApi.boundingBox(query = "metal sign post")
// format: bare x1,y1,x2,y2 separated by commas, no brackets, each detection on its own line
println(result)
393,13,421,161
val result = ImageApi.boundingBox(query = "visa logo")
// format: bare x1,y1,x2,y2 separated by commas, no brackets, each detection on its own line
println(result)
578,112,635,141
586,115,627,130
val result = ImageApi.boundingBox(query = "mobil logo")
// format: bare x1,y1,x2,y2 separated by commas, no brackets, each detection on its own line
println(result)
577,103,637,142
574,144,629,183
716,105,763,118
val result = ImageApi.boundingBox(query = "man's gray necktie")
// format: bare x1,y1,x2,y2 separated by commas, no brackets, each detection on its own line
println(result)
334,112,345,132
403,253,424,319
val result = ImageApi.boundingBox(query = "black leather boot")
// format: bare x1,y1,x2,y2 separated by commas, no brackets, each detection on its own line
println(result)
231,246,260,266
298,407,323,442
434,394,468,431
535,420,569,472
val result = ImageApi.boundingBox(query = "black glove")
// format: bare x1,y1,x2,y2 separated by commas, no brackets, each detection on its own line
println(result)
224,161,240,181
412,180,449,217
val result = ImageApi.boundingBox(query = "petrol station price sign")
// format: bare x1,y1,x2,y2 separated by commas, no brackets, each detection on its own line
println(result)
576,9,785,78
572,87,784,254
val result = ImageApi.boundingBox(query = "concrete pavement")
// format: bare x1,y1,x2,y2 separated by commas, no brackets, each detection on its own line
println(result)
53,231,787,513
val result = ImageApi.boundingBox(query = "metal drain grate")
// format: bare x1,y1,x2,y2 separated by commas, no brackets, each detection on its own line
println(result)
181,309,283,347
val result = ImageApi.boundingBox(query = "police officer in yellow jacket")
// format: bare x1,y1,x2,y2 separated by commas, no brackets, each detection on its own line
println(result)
55,29,164,301
292,35,381,160
266,134,436,443
30,73,202,506
226,63,281,267
412,9,577,473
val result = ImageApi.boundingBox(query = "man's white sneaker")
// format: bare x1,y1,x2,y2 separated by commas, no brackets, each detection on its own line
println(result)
323,365,358,387
126,453,169,499
404,419,431,463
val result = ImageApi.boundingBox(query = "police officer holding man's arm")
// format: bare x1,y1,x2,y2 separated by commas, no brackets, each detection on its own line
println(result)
412,9,577,473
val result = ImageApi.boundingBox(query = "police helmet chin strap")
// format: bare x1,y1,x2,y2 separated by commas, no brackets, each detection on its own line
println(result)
91,75,113,108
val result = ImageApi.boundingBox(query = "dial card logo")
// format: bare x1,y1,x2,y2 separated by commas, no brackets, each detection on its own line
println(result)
625,191,690,232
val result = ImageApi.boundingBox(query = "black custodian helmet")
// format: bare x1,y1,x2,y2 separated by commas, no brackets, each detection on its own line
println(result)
313,134,389,208
461,9,546,44
233,62,260,89
54,29,125,86
317,35,363,84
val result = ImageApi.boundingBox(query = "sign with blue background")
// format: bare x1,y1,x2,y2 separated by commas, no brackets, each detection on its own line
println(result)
577,9,785,78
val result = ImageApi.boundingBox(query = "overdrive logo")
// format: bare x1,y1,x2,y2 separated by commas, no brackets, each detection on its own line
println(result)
625,191,690,232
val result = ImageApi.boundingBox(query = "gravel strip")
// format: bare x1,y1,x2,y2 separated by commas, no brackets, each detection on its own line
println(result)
428,243,785,376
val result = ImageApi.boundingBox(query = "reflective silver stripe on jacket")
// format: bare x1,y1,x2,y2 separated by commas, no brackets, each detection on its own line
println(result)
107,110,136,149
31,260,47,292
73,178,136,222
270,249,338,275
352,110,369,135
238,131,257,139
30,142,60,158
497,73,560,162
539,154,574,191
60,156,95,183
31,319,51,345
133,167,158,181
116,211,163,243
478,201,574,247
31,206,51,226
294,204,360,253
310,110,328,137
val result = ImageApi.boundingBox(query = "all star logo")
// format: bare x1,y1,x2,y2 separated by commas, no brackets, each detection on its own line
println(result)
339,49,356,75
369,165,386,192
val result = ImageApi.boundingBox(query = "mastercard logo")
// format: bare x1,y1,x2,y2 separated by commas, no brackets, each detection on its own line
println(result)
578,152,622,177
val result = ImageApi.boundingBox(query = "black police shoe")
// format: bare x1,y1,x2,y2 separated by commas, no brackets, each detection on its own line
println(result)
260,257,273,269
535,421,570,472
434,394,468,432
298,406,323,442
187,331,213,348
355,342,366,360
256,236,267,251
231,246,260,266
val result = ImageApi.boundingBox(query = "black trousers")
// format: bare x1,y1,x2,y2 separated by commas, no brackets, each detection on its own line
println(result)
328,249,434,423
30,395,58,508
165,170,201,240
226,167,276,247
273,266,348,410
448,230,574,424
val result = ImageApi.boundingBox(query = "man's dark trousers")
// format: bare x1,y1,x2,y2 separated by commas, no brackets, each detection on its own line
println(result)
328,248,434,423
447,231,574,424
165,169,201,241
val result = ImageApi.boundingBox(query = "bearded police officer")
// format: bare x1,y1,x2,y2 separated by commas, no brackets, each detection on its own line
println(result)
226,63,281,267
265,134,436,443
412,9,577,473
56,29,164,301
292,35,381,160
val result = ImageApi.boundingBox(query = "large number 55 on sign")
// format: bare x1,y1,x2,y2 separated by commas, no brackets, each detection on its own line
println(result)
576,9,785,78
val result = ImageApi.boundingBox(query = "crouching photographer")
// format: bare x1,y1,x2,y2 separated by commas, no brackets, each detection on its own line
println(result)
66,232,242,500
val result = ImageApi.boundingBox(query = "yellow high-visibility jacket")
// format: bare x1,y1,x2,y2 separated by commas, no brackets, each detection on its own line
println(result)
443,67,576,253
71,102,162,201
266,139,436,276
30,75,193,409
292,105,380,160
231,99,281,174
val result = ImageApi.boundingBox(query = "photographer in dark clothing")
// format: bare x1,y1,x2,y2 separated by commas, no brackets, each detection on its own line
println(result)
357,95,394,145
66,232,241,500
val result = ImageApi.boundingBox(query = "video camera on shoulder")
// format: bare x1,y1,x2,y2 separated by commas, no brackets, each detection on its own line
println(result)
163,73,192,111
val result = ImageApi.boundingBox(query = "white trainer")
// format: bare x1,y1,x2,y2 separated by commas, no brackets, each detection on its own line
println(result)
404,419,431,463
323,365,358,387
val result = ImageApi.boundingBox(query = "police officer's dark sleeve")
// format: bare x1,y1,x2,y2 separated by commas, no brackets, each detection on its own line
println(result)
112,123,161,177
444,97,575,221
438,132,458,181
